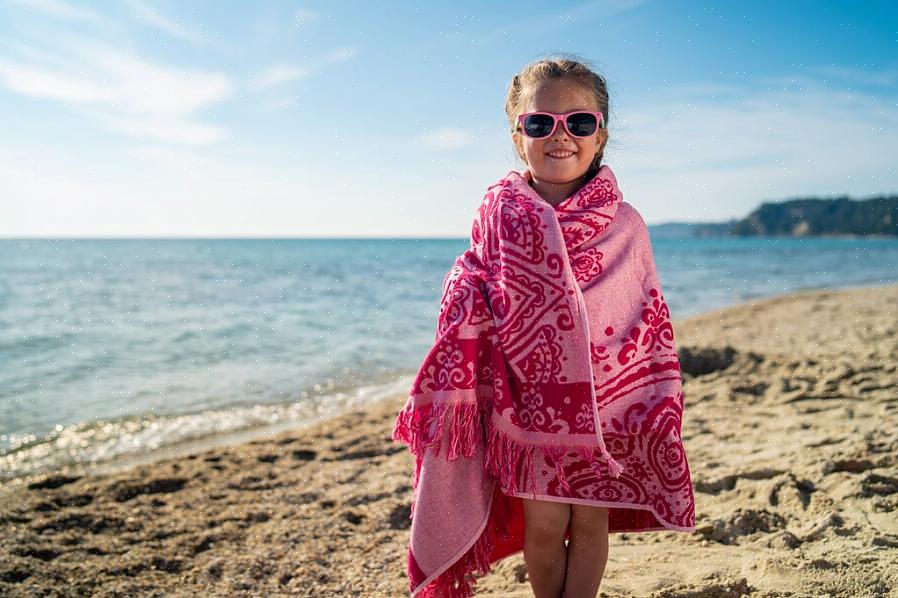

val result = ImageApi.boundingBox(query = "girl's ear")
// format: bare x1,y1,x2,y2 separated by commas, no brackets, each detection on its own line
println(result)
512,131,527,163
596,129,608,155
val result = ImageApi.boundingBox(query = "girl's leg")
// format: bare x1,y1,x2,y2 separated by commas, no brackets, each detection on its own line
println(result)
562,505,609,598
522,498,571,598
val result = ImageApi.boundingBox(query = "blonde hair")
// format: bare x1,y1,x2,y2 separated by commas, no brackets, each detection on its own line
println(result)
505,54,610,177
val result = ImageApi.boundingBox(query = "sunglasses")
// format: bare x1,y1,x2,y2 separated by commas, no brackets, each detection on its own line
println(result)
516,110,605,139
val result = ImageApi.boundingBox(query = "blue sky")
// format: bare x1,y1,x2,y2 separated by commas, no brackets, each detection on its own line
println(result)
1,0,896,237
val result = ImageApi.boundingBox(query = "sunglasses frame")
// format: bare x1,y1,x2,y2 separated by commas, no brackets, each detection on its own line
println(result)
516,110,606,139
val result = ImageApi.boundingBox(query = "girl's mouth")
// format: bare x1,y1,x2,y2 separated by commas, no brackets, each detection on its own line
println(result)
546,151,576,159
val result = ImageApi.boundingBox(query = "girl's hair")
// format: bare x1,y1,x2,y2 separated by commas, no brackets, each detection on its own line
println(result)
505,55,610,177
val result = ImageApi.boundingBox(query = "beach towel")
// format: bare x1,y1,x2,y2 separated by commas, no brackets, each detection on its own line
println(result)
392,164,696,597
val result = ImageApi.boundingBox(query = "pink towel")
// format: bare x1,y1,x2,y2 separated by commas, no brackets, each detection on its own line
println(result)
392,164,696,597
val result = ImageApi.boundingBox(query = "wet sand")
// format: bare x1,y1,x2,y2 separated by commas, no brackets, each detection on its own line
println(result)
1,283,896,597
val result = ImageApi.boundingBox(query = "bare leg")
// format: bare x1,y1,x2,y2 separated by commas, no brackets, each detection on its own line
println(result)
522,498,571,598
562,505,609,598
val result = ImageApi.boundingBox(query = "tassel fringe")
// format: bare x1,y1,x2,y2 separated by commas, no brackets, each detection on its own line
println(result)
393,399,624,597
602,449,625,478
393,399,625,496
414,485,514,598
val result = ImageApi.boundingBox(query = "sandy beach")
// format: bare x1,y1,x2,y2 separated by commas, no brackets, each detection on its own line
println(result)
1,283,896,597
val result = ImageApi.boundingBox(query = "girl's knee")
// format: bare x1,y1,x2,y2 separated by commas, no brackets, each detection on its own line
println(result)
570,505,609,536
523,499,571,541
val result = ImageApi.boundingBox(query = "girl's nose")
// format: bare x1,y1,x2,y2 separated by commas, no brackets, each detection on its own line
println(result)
550,120,569,140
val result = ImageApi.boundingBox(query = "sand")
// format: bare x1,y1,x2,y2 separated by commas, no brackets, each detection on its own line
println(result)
1,283,896,597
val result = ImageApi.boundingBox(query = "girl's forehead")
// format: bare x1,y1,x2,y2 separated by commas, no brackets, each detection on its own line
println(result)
525,79,597,111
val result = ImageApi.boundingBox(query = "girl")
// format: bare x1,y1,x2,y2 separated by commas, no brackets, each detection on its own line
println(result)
393,55,695,598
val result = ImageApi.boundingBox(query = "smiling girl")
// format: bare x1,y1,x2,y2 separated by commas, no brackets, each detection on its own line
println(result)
394,55,695,598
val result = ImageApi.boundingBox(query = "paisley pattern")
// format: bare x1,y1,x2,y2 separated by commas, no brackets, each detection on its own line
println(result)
392,165,695,598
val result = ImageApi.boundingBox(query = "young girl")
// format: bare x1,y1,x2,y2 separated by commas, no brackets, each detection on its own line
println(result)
393,56,695,598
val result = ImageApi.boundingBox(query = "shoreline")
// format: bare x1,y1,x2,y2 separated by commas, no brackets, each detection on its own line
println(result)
2,282,896,596
4,279,896,493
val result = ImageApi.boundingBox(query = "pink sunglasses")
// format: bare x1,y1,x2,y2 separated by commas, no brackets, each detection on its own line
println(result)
516,110,605,139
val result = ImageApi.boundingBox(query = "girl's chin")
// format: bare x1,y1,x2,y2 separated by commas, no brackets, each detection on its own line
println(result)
532,165,589,183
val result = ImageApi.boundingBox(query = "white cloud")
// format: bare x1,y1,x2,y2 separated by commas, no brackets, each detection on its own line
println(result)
417,128,473,150
251,48,356,91
72,44,232,115
3,0,107,26
812,66,898,88
122,0,205,45
562,0,650,19
0,39,233,145
0,144,320,237
481,0,650,42
0,59,114,102
609,78,898,223
325,47,357,63
258,95,299,113
294,8,318,27
98,112,227,145
251,64,310,91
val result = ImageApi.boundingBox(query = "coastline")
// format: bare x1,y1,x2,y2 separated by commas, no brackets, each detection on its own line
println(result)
2,282,896,597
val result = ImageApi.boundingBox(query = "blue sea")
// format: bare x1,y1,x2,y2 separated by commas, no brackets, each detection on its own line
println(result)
2,236,898,483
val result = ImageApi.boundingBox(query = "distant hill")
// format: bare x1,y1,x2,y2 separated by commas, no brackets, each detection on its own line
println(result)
648,221,739,238
649,195,898,238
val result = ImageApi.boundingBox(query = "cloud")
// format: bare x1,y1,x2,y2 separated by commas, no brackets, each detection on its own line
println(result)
0,59,114,102
257,95,299,113
812,66,898,88
417,128,473,150
122,0,205,45
480,0,650,42
3,0,107,26
249,47,356,94
0,39,232,145
294,8,318,27
98,112,227,145
325,47,357,63
251,64,310,91
609,76,898,222
561,0,650,19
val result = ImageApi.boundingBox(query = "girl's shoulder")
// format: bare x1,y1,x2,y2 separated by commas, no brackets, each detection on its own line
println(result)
614,200,648,230
485,170,524,194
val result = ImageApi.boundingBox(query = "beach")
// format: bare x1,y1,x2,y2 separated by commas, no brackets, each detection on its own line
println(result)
1,283,896,597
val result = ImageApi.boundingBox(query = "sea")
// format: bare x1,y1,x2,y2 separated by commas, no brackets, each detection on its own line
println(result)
2,235,898,484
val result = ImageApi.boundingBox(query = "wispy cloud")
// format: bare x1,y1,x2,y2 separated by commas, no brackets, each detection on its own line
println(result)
479,0,650,43
611,75,898,222
294,8,318,27
257,95,298,113
0,59,113,102
0,39,233,145
122,0,205,45
251,64,310,91
249,47,356,95
812,66,898,88
4,0,107,26
561,0,651,20
417,128,473,150
326,47,357,63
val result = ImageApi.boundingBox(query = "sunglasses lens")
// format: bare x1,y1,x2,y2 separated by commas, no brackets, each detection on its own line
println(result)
566,112,598,136
522,114,555,138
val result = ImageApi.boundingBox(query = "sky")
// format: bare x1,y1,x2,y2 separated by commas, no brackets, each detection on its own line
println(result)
0,0,896,238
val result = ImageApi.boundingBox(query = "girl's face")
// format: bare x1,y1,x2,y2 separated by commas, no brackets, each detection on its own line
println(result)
512,79,607,186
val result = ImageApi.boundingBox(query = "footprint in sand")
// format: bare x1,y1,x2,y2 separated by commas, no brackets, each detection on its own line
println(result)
695,508,787,545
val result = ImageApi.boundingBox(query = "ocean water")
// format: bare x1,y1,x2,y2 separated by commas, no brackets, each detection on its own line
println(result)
2,236,897,483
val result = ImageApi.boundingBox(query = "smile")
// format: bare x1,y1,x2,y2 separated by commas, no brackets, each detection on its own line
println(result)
546,151,576,159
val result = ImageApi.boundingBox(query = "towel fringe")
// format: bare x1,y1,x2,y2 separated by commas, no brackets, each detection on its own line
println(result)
484,420,625,497
394,400,626,495
602,449,625,478
414,487,512,598
393,401,481,490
